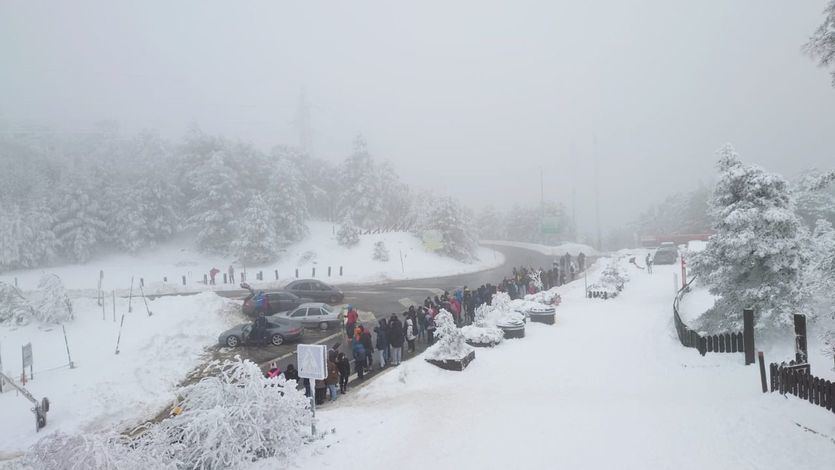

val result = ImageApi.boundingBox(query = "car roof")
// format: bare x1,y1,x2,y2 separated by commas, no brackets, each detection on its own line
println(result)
297,302,327,308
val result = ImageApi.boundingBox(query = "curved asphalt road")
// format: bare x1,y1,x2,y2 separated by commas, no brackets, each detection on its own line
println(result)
189,245,556,379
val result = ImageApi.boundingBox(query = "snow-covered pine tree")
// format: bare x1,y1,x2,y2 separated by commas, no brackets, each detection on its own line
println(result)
373,240,390,261
419,196,478,262
476,205,504,240
795,170,835,228
266,157,308,243
336,135,384,228
337,217,360,247
805,0,835,87
232,195,278,264
807,220,835,365
30,274,73,323
51,172,108,263
185,151,248,254
691,144,808,331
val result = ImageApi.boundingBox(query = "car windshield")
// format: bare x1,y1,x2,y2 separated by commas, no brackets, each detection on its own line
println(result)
321,304,334,314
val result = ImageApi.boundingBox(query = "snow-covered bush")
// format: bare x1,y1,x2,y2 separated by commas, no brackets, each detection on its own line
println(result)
599,261,628,291
460,303,504,345
525,288,562,306
0,281,36,325
692,145,808,331
481,293,525,327
29,274,73,323
373,240,390,261
151,359,310,468
24,359,311,469
461,324,504,345
24,432,171,470
426,310,473,360
336,219,360,247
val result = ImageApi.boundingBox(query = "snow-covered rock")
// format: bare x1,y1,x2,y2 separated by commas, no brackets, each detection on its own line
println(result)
29,274,73,323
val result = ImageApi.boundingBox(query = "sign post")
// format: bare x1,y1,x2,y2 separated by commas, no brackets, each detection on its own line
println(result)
680,256,687,289
22,343,33,381
297,344,327,437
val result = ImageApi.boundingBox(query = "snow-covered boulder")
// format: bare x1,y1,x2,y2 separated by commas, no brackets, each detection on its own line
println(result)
29,274,73,323
0,281,36,325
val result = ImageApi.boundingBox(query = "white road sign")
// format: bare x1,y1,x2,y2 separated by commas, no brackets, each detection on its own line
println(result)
297,344,327,380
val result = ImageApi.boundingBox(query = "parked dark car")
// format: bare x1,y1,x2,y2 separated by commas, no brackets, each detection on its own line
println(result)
653,244,679,265
242,291,312,316
218,316,304,348
279,302,343,330
284,279,344,304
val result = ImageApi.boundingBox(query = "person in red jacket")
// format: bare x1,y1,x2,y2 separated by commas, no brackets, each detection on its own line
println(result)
345,305,359,338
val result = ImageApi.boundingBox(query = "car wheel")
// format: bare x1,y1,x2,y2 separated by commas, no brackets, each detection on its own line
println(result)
271,334,284,346
226,336,240,348
319,321,329,331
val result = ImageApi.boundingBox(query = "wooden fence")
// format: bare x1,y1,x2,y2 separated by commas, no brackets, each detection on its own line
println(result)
672,277,751,359
769,361,834,414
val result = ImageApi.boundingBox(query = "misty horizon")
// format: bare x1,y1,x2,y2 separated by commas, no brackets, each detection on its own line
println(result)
2,0,835,234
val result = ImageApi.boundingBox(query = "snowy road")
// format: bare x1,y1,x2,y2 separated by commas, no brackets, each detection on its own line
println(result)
280,259,835,470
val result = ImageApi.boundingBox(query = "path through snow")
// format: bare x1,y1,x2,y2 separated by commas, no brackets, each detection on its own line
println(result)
278,260,835,469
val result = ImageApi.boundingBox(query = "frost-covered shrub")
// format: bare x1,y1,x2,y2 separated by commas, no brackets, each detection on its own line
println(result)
30,274,73,323
336,219,360,247
151,359,311,468
0,281,36,325
525,288,562,306
425,310,472,360
372,241,389,261
24,432,172,470
599,262,628,290
461,324,504,345
24,359,311,469
461,303,504,345
477,293,525,328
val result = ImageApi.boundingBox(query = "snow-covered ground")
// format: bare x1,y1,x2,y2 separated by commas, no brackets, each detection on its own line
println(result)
0,292,240,455
276,259,835,469
481,239,598,257
0,222,504,297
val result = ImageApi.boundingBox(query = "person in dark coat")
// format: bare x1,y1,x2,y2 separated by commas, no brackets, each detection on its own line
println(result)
359,326,374,370
352,331,367,380
374,319,390,368
388,314,404,365
336,352,351,393
425,309,436,345
284,363,299,382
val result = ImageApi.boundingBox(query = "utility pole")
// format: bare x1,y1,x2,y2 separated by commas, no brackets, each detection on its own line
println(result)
593,134,602,250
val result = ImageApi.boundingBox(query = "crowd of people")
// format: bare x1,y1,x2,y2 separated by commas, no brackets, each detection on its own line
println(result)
499,252,586,299
267,252,589,405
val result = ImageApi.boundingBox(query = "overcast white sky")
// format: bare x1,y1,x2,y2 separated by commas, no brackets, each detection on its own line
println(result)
2,1,834,235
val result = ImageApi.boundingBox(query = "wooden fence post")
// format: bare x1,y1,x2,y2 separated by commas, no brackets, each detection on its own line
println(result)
794,314,808,364
275,269,279,280
743,308,755,365
758,352,767,393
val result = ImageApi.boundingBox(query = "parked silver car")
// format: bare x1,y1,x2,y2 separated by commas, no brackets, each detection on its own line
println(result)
218,316,304,348
279,302,343,330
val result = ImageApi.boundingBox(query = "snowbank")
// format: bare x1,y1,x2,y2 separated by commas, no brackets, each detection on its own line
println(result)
276,260,835,470
481,239,597,257
0,221,504,296
0,292,240,454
